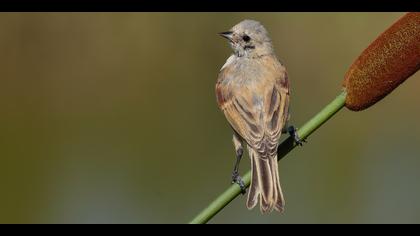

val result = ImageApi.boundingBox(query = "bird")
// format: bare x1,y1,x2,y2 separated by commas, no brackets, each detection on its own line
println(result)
216,19,301,213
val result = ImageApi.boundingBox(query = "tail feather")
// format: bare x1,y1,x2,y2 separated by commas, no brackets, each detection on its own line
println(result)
246,147,284,213
246,154,259,209
271,156,284,212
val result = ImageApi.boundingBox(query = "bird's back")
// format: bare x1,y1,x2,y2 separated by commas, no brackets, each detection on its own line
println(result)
216,54,289,155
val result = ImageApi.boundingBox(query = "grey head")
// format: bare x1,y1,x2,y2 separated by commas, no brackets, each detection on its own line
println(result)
219,19,274,58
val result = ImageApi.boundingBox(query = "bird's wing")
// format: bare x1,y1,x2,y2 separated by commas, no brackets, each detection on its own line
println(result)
262,71,289,157
216,57,289,158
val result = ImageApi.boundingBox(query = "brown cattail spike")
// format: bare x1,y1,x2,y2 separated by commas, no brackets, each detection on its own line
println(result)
343,12,420,111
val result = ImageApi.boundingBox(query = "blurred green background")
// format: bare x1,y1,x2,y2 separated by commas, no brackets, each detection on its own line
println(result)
0,13,419,224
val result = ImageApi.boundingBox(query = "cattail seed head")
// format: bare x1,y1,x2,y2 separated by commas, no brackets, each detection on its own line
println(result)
343,12,420,111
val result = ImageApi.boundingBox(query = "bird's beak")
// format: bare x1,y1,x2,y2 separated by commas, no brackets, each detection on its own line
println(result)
218,31,233,41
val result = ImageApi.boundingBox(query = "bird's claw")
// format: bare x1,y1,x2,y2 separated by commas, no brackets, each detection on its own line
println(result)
232,171,246,194
288,126,307,146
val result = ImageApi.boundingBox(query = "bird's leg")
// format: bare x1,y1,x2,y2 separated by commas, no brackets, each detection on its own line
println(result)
232,133,246,194
282,125,306,146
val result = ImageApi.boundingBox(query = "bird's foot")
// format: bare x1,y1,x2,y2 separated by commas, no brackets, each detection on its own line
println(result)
287,126,307,146
232,171,246,194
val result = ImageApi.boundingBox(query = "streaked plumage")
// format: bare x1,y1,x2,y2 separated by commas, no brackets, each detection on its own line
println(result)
216,20,290,213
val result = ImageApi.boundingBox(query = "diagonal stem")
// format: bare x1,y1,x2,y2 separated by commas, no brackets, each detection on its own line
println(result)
189,91,347,224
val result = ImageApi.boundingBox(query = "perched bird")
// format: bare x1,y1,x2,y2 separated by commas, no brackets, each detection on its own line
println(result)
216,20,301,213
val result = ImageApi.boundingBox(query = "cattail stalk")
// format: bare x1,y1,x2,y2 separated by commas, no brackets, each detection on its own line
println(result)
190,92,346,224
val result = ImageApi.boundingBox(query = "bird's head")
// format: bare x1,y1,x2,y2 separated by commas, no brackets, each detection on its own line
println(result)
219,19,274,57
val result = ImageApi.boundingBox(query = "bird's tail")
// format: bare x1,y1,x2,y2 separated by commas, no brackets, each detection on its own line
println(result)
246,147,284,213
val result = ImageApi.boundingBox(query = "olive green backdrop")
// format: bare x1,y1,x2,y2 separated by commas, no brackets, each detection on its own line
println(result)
0,13,419,223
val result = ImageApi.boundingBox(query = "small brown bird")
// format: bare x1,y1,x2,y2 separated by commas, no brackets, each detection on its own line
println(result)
216,20,301,213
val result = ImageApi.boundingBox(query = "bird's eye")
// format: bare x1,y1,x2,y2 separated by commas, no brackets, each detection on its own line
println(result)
242,35,251,42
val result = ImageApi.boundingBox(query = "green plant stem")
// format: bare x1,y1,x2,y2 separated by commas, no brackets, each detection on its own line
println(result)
189,91,347,224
